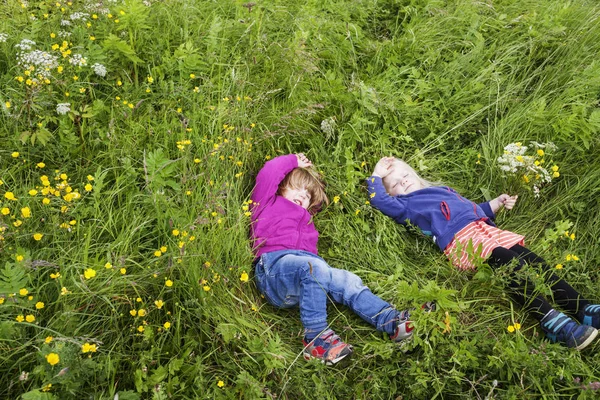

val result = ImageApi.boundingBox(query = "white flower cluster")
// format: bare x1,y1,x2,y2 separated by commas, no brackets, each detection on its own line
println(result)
91,63,107,77
56,103,71,115
58,31,72,38
497,142,559,197
0,33,8,43
15,39,36,51
69,54,87,67
320,117,336,136
17,50,59,79
497,143,529,173
70,12,90,21
60,19,72,26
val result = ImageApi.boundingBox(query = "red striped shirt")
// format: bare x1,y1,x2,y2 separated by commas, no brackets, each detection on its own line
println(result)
444,221,525,271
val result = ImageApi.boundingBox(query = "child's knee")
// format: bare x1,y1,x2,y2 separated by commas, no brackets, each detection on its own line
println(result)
299,258,331,281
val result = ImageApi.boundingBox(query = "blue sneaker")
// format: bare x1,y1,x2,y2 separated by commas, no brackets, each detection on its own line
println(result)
579,304,600,329
541,309,598,350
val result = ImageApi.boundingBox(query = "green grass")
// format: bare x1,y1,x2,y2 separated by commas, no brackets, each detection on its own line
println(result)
1,0,600,398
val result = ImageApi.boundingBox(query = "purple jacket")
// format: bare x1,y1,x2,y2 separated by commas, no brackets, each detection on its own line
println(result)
250,154,319,259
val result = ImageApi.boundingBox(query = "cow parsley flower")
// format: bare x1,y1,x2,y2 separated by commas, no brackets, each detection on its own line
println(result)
69,54,87,67
56,102,71,115
0,33,8,43
91,63,107,77
15,39,36,51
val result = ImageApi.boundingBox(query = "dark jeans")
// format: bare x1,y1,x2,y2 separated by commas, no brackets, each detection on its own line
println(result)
488,244,590,320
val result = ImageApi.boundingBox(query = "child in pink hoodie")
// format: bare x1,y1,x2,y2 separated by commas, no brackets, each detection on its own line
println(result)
250,153,418,365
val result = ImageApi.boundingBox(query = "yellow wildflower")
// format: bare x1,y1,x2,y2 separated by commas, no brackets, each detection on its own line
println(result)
35,301,45,309
163,321,171,329
83,268,96,279
26,314,35,322
165,279,173,287
16,315,25,322
45,336,53,344
81,343,97,353
33,233,44,241
240,272,249,282
154,300,164,309
19,288,29,296
46,353,60,366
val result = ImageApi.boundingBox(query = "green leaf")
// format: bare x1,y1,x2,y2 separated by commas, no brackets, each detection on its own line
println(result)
103,34,143,64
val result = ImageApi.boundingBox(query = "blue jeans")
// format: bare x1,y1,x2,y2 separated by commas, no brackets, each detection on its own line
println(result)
254,249,400,337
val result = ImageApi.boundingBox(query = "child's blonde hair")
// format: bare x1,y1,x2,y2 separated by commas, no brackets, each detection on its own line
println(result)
278,167,328,214
382,158,437,192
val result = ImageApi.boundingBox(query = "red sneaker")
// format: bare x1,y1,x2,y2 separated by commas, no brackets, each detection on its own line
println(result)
302,329,354,365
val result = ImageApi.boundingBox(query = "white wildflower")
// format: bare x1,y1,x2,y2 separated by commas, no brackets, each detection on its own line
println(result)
60,19,72,27
497,141,558,198
70,12,90,21
0,33,8,43
16,50,58,79
56,103,71,115
69,54,87,67
15,39,36,51
320,117,336,136
91,63,107,77
58,31,72,38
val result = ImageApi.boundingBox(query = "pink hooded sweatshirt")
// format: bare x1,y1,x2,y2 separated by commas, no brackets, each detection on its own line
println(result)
250,154,319,259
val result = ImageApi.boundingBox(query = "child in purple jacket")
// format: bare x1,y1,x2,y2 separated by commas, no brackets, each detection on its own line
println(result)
250,153,416,365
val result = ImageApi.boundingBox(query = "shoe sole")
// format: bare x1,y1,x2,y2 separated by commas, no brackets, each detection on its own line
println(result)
576,328,599,350
303,349,354,366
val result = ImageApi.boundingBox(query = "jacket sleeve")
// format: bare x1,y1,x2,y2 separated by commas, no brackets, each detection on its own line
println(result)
478,201,496,220
366,176,406,220
251,154,298,205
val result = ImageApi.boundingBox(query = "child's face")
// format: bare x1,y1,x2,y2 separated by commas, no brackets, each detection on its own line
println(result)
281,186,311,210
384,163,423,196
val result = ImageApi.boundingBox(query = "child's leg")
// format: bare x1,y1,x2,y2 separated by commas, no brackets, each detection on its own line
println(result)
488,246,598,349
508,244,590,315
487,246,555,319
279,253,400,337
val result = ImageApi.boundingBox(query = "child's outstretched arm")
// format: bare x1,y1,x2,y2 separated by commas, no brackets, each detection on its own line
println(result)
488,194,518,214
366,158,407,220
251,154,310,206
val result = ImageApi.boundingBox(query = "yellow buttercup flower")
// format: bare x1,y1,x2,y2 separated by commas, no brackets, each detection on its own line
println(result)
33,233,44,241
165,279,173,287
81,343,97,353
163,321,171,329
26,314,35,322
84,268,96,279
154,300,164,309
36,301,45,309
240,272,249,282
45,353,59,366
19,288,29,296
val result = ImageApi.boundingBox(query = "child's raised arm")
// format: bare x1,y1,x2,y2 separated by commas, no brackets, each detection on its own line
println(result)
251,154,305,206
366,175,408,221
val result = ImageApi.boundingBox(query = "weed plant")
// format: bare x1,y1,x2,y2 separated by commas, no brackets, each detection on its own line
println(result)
1,0,600,398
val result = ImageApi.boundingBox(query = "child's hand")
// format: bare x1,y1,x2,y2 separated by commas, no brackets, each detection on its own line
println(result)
501,194,518,210
296,153,313,168
491,194,518,213
372,157,395,178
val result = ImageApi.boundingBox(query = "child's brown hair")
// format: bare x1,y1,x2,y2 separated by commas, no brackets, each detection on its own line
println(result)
277,167,328,214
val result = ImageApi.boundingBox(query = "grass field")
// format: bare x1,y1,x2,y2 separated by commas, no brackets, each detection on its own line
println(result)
1,0,600,398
